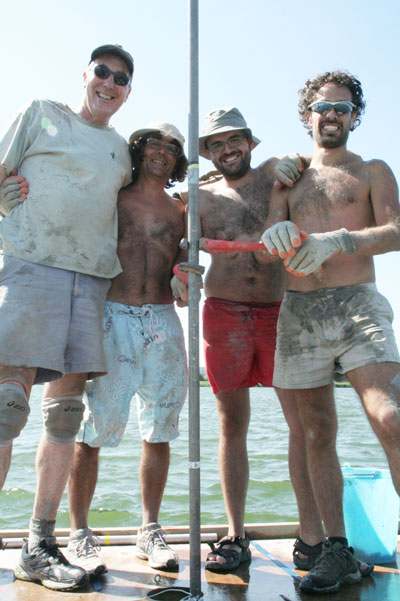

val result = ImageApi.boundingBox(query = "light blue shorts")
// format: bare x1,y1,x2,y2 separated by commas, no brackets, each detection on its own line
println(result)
0,255,110,384
77,301,187,446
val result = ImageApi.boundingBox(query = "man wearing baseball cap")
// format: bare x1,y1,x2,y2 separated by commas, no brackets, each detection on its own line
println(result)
66,123,188,575
0,43,133,590
90,43,134,75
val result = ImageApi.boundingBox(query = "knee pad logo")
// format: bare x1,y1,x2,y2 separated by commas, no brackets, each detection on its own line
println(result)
63,405,84,413
6,401,27,411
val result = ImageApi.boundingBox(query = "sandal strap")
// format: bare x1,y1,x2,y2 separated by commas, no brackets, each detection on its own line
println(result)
293,537,323,557
216,534,249,549
207,533,250,555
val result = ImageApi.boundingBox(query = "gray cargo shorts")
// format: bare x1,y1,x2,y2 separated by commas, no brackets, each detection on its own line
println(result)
0,255,110,383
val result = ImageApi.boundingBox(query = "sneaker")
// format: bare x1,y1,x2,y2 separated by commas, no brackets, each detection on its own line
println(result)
136,522,179,570
293,537,374,576
299,540,361,594
66,528,107,575
14,540,88,591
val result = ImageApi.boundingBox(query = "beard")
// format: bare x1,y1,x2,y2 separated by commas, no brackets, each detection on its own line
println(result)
214,151,251,180
314,121,351,148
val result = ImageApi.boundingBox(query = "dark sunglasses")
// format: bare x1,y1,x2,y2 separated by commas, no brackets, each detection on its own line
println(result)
207,133,247,154
92,64,131,87
146,137,181,157
308,100,356,116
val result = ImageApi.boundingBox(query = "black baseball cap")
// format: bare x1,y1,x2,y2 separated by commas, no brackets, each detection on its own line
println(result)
90,44,134,75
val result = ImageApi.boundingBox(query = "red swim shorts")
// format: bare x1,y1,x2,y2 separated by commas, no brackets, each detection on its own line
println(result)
203,297,281,393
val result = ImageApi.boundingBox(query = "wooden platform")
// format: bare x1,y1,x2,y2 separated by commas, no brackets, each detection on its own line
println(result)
0,535,399,601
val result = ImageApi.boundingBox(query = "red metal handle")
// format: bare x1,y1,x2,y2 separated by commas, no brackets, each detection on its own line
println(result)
199,238,266,254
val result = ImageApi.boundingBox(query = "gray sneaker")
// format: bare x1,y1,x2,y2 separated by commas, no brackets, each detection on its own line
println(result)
66,528,107,575
299,540,361,594
14,540,88,591
136,522,179,570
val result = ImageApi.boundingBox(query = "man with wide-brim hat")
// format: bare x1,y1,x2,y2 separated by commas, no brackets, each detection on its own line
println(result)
68,122,188,575
199,106,260,159
129,121,185,148
128,121,187,188
173,106,326,576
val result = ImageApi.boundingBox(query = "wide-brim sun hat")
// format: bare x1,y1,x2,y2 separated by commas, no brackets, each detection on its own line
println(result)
129,122,185,150
90,44,134,75
199,106,261,158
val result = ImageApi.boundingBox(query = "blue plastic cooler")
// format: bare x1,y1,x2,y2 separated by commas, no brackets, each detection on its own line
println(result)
342,465,399,563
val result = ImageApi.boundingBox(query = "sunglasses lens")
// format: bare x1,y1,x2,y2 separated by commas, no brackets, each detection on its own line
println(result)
333,103,353,115
114,72,130,86
94,64,110,79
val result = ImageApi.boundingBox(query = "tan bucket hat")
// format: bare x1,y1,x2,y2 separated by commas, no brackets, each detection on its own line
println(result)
129,121,185,149
199,107,260,158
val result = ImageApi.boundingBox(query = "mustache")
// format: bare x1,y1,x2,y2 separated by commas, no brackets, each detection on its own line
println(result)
321,119,342,127
221,150,242,160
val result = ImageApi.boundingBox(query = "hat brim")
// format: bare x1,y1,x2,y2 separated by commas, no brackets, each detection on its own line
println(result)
199,126,260,159
129,127,184,148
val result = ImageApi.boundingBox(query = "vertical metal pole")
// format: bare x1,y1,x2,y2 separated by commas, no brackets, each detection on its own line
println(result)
188,0,202,597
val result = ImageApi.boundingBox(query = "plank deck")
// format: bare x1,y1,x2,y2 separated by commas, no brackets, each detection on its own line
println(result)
0,537,399,601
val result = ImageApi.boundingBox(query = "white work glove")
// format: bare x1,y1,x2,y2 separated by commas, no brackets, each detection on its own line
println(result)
0,172,29,216
284,228,356,276
261,221,307,259
274,154,305,189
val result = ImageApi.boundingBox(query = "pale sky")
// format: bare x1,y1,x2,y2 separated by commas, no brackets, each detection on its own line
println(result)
1,0,399,356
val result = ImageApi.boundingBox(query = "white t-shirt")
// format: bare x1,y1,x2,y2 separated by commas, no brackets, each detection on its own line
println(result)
0,99,131,278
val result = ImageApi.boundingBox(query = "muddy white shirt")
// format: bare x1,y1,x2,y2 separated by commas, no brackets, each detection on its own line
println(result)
0,99,131,278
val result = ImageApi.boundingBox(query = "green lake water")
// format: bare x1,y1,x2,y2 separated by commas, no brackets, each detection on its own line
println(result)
0,385,389,530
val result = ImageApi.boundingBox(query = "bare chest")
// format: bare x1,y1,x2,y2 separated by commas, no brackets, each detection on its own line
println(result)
288,166,371,228
117,206,183,262
201,189,271,240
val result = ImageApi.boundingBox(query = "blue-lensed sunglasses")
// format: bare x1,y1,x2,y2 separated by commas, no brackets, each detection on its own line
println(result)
308,100,356,116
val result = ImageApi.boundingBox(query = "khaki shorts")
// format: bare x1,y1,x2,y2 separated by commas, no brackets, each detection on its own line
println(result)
0,255,110,384
273,283,400,389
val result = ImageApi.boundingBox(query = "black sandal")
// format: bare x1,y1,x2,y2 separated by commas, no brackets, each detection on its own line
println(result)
293,537,323,570
205,534,251,572
293,537,374,577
